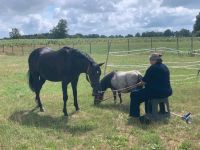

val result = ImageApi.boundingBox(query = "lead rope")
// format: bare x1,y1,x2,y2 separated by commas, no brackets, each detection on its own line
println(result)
98,83,139,102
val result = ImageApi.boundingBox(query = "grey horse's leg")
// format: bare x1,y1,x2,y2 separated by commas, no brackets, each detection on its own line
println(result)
118,92,122,104
112,91,117,103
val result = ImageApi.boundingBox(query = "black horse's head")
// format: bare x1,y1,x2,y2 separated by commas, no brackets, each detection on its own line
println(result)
86,62,104,101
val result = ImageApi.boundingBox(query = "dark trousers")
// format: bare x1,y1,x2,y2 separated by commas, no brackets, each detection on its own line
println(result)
129,88,165,118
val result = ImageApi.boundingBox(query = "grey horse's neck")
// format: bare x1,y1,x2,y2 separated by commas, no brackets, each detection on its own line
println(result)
100,71,115,91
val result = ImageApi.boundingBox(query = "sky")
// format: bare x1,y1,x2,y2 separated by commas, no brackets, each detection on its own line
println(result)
0,0,200,38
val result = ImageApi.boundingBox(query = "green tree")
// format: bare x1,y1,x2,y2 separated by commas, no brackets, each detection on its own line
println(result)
50,19,68,39
135,32,140,37
179,29,191,37
9,28,21,39
193,12,200,36
125,34,133,38
163,29,173,37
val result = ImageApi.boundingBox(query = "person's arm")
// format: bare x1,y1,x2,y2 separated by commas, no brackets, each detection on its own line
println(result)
141,66,155,85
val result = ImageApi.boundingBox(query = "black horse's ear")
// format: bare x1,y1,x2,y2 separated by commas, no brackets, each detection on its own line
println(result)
98,63,105,67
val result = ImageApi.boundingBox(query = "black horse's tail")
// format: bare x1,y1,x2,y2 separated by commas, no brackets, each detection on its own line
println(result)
27,70,36,92
27,48,41,92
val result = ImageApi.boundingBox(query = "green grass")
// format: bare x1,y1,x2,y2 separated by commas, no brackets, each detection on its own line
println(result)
0,41,200,149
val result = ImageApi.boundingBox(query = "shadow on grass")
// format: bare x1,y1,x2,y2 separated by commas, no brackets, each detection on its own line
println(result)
96,103,169,128
9,109,96,134
95,103,129,114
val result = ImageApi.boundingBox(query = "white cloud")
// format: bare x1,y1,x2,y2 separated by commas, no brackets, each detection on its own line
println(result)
0,0,200,38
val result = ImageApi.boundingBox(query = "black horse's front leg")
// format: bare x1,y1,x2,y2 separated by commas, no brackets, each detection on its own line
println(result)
71,77,79,111
62,81,68,116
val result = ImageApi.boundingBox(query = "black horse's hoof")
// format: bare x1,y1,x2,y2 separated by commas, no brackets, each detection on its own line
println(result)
40,107,45,112
76,108,80,111
64,113,68,117
63,109,68,116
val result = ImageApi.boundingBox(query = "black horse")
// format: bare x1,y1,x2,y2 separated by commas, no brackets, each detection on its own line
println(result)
28,46,104,116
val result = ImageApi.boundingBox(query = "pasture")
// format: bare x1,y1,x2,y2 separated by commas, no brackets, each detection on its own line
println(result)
0,38,200,149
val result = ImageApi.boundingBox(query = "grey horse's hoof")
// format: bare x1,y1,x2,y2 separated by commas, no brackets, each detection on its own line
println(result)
94,100,101,105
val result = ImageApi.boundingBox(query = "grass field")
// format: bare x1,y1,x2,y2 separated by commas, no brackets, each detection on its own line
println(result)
0,41,200,149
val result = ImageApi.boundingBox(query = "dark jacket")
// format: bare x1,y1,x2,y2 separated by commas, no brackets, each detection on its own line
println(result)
142,62,172,98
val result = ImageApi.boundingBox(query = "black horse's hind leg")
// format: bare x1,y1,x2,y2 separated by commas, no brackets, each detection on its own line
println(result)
35,76,46,112
71,77,79,111
118,92,122,103
62,81,68,116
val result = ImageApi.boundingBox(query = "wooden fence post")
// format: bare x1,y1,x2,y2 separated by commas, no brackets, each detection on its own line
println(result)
21,46,24,55
151,38,153,50
89,42,92,54
104,41,111,75
127,39,130,53
176,37,179,50
191,36,193,53
2,45,4,53
12,46,14,54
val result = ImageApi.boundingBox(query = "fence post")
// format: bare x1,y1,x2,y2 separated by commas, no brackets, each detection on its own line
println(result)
21,46,24,55
104,41,111,75
176,37,179,50
2,45,4,53
151,38,153,50
89,42,92,54
127,39,130,53
12,46,14,54
191,36,193,53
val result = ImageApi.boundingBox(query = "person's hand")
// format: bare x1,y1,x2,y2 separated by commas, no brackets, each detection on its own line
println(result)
136,81,145,87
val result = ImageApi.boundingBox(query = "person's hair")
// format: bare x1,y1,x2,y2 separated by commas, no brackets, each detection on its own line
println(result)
157,57,163,63
150,53,163,63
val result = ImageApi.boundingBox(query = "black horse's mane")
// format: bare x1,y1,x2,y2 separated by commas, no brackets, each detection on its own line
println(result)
62,46,95,64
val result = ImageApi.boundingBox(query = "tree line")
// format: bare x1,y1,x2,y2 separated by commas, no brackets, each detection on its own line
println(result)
7,12,200,39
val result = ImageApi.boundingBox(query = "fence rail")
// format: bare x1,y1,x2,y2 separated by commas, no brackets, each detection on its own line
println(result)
0,37,200,55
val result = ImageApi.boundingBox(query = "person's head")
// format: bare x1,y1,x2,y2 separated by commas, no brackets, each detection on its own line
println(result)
149,53,162,65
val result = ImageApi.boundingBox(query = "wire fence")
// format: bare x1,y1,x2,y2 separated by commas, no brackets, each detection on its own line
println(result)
0,37,200,55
